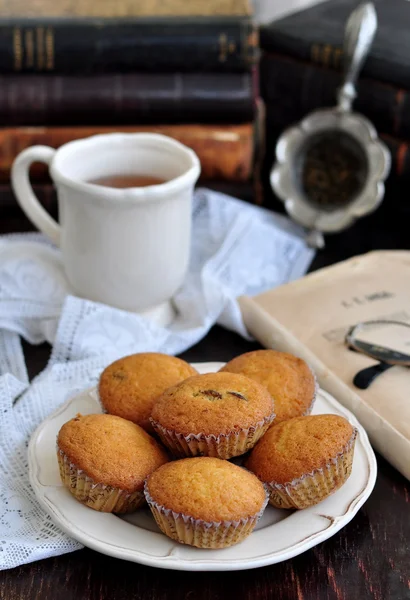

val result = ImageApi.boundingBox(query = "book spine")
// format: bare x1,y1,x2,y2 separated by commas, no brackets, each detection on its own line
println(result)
0,124,254,182
0,72,255,125
259,28,344,71
0,18,258,74
379,134,410,180
259,24,406,90
0,0,252,18
0,182,257,218
260,52,410,140
4,183,57,214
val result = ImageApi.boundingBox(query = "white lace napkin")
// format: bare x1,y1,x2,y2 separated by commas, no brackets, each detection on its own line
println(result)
0,188,314,570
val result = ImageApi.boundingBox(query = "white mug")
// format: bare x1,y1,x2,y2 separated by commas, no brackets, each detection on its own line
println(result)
11,133,200,323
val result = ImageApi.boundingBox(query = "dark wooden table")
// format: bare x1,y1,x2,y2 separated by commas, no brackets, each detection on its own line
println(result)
1,185,410,600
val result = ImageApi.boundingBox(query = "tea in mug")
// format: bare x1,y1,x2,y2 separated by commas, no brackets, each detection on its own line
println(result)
88,175,166,188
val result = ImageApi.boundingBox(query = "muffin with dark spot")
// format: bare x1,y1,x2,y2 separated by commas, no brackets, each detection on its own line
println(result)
150,372,275,459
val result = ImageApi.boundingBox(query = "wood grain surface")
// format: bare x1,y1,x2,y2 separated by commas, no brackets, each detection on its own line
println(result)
1,187,410,599
0,329,409,600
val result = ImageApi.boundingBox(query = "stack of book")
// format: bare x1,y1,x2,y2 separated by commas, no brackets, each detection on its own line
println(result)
1,0,259,215
259,0,410,209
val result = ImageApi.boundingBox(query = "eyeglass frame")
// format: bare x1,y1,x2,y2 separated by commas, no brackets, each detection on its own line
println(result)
345,320,410,367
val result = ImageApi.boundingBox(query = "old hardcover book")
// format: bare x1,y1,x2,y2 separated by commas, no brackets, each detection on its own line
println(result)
260,0,410,90
0,124,254,181
260,53,410,141
0,17,257,74
0,182,256,216
0,0,252,17
239,251,410,481
2,183,57,214
0,72,255,125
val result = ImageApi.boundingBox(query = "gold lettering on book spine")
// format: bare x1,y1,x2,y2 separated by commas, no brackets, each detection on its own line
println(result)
322,44,332,67
311,44,320,64
36,27,44,70
333,48,343,69
311,43,343,70
25,29,34,68
245,29,258,65
13,28,22,71
218,33,227,62
45,28,54,70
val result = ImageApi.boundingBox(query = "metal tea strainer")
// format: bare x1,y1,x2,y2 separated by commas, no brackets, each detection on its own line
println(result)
270,2,391,248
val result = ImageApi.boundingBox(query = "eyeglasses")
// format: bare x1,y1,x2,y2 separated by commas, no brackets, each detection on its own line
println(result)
345,320,410,389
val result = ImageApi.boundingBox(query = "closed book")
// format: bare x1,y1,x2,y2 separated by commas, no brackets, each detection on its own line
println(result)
260,53,410,141
1,17,258,74
239,251,410,481
2,183,57,216
380,134,410,180
0,0,252,18
0,124,254,182
0,72,255,126
260,0,410,90
0,182,255,218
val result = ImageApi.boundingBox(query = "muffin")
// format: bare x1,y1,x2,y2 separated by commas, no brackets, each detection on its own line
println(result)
246,414,357,509
150,372,275,459
220,350,317,423
145,457,268,548
99,352,198,432
57,413,168,513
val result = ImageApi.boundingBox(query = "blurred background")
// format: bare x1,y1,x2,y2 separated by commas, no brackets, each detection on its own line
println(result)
253,0,326,22
2,0,409,262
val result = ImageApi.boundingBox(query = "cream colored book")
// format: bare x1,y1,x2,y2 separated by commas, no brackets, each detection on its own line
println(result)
239,251,410,480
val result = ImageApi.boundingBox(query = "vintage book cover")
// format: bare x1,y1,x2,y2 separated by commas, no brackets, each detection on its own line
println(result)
0,0,252,18
260,0,410,90
0,72,255,126
0,17,257,74
239,251,410,480
0,182,256,218
0,123,254,181
261,52,410,141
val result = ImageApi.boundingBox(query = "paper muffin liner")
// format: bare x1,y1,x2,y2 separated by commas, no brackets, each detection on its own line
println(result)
144,481,269,549
265,428,358,510
149,412,275,459
57,448,145,513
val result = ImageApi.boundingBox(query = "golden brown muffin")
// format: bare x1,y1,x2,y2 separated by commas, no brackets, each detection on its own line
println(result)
246,414,357,509
150,372,275,459
57,413,168,513
145,457,268,548
220,350,316,423
99,352,198,431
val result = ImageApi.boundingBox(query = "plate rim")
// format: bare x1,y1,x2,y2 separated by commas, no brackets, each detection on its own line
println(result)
28,361,377,571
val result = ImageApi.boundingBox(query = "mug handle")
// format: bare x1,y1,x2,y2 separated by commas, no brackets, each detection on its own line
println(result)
11,145,61,247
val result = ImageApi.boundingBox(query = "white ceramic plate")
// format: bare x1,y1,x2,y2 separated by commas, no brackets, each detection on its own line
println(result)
29,362,377,571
